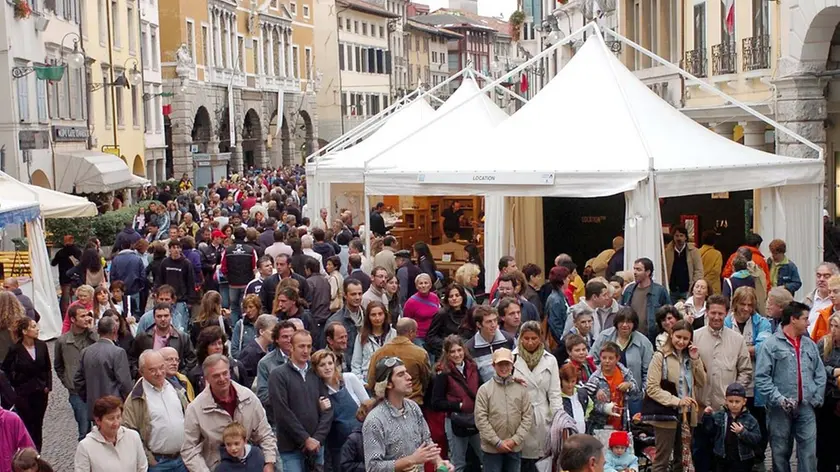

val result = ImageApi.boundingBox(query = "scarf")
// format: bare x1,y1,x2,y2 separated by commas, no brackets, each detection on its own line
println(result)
519,343,545,371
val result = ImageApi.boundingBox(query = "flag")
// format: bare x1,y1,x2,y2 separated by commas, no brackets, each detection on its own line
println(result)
228,84,235,147
520,72,529,93
723,0,735,35
162,104,172,116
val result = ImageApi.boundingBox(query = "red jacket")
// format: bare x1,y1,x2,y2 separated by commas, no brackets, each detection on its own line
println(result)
432,359,480,413
722,245,771,292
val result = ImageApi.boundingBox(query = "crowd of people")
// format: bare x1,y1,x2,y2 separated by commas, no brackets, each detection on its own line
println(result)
0,167,836,472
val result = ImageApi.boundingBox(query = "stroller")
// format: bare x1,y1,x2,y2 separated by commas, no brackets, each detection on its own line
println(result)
591,398,656,472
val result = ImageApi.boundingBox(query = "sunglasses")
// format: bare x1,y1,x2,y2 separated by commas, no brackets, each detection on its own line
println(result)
381,356,400,368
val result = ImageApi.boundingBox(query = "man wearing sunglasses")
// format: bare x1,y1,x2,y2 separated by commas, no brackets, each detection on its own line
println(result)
363,356,453,472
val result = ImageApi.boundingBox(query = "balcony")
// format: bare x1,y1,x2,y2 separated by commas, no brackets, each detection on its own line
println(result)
682,49,707,78
712,42,737,75
742,35,771,71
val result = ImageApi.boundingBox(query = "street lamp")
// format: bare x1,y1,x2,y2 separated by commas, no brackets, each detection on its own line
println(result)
123,58,142,87
61,33,85,70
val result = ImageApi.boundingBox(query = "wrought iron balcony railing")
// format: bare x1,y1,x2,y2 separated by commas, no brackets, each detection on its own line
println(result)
742,35,771,71
682,49,707,78
712,41,737,75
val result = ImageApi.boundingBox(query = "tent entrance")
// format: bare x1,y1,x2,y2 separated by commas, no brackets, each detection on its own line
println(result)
542,195,625,273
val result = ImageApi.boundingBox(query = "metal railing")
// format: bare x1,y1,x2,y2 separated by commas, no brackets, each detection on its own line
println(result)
712,41,737,75
742,35,771,71
682,49,707,78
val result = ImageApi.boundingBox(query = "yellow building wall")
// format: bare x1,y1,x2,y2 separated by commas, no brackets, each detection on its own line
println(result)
292,0,315,91
83,0,146,175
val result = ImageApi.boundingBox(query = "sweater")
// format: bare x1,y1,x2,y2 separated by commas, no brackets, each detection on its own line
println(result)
268,361,334,452
215,444,266,472
403,291,441,339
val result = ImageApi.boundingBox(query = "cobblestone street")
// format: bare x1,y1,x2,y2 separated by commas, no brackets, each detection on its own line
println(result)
40,341,80,471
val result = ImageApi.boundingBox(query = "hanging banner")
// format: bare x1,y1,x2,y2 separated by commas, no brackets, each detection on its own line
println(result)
417,172,555,185
275,89,285,138
228,84,236,147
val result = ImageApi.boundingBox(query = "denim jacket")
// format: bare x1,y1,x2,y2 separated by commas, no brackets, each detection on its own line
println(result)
724,313,772,406
620,282,671,342
766,257,803,296
583,363,641,431
701,408,762,461
755,329,827,409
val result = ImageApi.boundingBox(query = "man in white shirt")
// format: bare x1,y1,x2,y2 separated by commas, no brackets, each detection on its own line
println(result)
805,262,839,332
122,350,189,471
264,230,293,261
301,234,327,274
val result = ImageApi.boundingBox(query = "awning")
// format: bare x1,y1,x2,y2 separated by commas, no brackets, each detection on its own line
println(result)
126,174,151,188
0,172,97,218
55,151,137,194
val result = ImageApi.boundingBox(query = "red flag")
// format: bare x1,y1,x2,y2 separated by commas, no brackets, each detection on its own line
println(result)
520,73,529,93
723,0,734,35
162,104,172,116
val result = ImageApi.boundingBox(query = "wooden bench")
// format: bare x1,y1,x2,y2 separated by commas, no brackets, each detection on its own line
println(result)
0,251,31,278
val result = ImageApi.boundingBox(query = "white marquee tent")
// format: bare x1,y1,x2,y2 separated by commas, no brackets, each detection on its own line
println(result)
0,172,97,218
364,33,824,291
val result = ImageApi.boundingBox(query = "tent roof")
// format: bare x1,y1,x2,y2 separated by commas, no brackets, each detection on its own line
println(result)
365,75,508,171
55,151,140,194
0,172,97,218
364,34,823,197
0,198,40,228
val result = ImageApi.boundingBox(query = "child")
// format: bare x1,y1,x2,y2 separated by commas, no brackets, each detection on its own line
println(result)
605,431,638,472
12,448,54,472
702,383,762,472
216,422,265,472
561,333,598,382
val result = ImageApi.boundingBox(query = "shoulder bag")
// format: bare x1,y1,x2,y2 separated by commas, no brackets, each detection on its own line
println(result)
639,353,679,423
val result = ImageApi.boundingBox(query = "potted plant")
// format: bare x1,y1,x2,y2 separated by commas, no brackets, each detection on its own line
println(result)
509,10,525,40
13,0,31,19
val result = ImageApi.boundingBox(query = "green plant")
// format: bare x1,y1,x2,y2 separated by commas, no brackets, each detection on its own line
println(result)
158,179,180,191
509,11,525,40
45,201,158,247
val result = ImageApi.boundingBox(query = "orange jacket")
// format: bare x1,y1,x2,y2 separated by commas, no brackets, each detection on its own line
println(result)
722,246,771,292
812,305,833,342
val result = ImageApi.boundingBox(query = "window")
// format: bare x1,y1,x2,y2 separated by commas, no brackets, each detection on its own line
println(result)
99,0,107,44
379,26,384,38
56,0,65,18
112,0,120,48
721,0,734,44
103,66,112,127
376,49,384,73
292,45,300,78
202,25,211,66
186,20,196,61
128,6,136,54
362,23,368,35
253,39,260,73
68,67,79,119
339,18,344,30
339,43,345,70
341,93,346,115
131,87,139,127
238,36,245,71
354,46,360,72
346,44,353,70
361,47,367,72
150,26,159,70
305,47,312,79
273,34,281,75
303,5,309,18
143,87,151,131
416,37,420,51
16,69,29,122
694,2,706,50
141,26,149,68
290,2,296,14
752,0,768,37
354,21,359,33
346,19,351,30
270,0,277,7
36,79,47,122
58,70,69,118
116,79,124,127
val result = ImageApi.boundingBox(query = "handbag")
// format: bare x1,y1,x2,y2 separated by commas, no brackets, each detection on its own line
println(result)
448,370,479,437
640,353,679,423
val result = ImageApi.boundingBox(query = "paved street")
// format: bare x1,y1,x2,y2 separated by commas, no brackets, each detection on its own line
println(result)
41,341,80,471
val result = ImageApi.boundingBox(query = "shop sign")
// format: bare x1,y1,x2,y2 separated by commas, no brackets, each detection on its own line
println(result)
18,131,49,150
52,126,90,142
418,172,555,185
101,145,120,157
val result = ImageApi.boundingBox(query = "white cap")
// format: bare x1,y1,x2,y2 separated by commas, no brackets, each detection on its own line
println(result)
824,209,830,218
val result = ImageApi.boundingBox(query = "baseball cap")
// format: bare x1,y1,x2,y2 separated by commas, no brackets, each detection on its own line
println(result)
211,230,225,239
725,382,746,398
491,348,514,365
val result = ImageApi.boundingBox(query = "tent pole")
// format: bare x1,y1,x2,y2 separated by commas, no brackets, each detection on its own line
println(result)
364,188,371,259
361,21,597,168
471,69,529,104
601,28,824,160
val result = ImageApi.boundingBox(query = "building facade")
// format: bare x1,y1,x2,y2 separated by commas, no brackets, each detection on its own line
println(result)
139,0,165,184
82,0,147,178
404,19,460,96
159,0,318,182
316,0,396,142
371,0,408,99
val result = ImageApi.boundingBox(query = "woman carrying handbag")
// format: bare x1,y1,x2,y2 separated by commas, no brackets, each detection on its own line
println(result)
431,335,482,472
643,320,705,472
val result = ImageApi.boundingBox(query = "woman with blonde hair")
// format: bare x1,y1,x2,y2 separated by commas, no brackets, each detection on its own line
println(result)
311,349,369,472
189,290,231,345
0,290,23,363
326,255,344,313
817,312,840,472
455,263,481,308
61,285,94,334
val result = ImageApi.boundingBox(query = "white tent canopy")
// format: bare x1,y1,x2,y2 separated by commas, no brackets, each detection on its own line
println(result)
363,32,824,292
0,172,97,218
55,150,149,194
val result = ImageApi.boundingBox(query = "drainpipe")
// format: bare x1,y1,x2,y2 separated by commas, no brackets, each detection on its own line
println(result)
105,0,119,148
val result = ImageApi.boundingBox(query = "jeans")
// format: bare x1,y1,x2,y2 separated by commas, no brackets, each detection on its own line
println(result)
445,418,483,472
229,286,245,327
68,393,90,441
149,457,188,472
483,451,521,472
279,449,324,472
767,404,817,472
220,282,230,309
171,302,189,333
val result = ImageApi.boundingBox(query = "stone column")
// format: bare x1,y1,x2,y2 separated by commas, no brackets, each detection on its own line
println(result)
256,139,269,169
230,142,244,175
214,10,223,68
741,121,768,150
773,75,827,160
266,27,274,77
171,83,195,179
712,122,735,140
286,29,293,78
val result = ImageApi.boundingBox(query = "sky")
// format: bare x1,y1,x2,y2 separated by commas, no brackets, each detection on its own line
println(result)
415,0,518,21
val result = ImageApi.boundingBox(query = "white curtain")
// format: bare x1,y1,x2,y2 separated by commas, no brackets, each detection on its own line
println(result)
758,184,822,300
306,175,331,224
484,195,508,285
624,177,665,286
27,219,60,340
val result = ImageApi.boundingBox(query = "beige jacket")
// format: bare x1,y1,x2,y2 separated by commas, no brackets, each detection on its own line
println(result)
474,375,535,454
664,242,704,291
645,347,706,429
512,350,563,460
693,326,753,410
74,426,147,472
122,379,189,466
374,247,397,276
181,382,276,471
